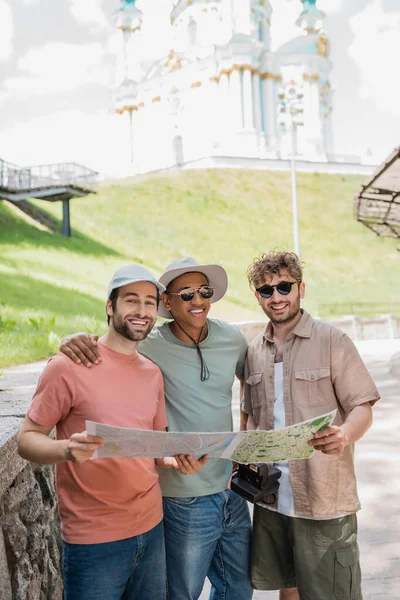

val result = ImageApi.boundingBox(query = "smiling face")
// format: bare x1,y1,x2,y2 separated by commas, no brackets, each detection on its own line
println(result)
107,281,158,342
256,270,305,327
162,271,211,336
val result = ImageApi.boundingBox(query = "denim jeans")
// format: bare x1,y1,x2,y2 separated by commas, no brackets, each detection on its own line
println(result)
62,520,166,600
163,490,253,600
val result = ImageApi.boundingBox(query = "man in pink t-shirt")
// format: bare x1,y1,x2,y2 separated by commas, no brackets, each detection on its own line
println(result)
18,265,185,600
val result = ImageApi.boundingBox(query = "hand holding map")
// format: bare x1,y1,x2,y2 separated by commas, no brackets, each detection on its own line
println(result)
86,410,337,464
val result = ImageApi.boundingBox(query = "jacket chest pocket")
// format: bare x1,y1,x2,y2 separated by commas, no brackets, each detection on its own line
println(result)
245,372,264,424
294,367,331,406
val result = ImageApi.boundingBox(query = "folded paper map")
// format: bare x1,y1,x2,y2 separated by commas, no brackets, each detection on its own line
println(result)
86,409,337,464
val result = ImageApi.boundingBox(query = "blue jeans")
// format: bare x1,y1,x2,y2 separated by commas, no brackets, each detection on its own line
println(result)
63,520,166,600
163,490,253,600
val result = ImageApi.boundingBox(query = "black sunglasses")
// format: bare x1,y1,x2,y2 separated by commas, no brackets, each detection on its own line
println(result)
256,281,299,298
167,285,215,302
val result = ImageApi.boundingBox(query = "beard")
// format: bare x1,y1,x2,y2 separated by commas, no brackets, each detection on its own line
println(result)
263,295,301,326
112,313,155,342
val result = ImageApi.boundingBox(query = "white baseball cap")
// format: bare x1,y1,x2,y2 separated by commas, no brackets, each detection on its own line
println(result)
107,264,165,299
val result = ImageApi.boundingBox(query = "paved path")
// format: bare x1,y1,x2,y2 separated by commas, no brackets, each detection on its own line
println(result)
1,341,399,600
201,340,400,600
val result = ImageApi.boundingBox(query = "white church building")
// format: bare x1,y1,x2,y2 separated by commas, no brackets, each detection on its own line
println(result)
114,0,334,174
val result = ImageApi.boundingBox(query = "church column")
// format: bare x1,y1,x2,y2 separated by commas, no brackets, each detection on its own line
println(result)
218,70,230,133
310,75,322,152
323,109,333,157
229,66,243,129
261,72,277,146
252,70,262,132
242,66,254,130
261,17,271,50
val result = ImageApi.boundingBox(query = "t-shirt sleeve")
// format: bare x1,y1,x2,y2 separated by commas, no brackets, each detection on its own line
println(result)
28,355,76,427
153,371,168,431
137,336,153,361
235,329,248,379
331,332,380,414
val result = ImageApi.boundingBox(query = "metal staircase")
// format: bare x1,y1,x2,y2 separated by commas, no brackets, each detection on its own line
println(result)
355,147,400,238
0,158,98,236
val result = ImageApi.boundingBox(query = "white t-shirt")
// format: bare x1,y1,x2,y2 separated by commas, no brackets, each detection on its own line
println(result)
260,362,346,520
273,362,295,515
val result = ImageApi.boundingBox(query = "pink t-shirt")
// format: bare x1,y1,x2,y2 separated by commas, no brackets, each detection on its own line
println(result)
28,342,167,544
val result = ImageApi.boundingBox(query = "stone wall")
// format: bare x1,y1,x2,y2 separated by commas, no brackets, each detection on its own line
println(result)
0,418,63,600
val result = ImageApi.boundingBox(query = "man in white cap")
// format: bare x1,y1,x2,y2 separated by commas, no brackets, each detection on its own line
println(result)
59,257,253,600
18,264,184,600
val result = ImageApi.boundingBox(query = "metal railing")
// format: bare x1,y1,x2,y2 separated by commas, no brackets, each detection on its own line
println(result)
0,158,98,192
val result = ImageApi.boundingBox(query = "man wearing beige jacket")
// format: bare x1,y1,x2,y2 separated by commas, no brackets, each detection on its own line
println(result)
242,250,380,600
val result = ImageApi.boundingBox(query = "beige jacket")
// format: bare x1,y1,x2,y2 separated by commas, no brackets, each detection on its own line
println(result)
242,310,380,518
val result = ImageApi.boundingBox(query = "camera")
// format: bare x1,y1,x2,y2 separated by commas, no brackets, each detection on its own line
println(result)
231,463,281,504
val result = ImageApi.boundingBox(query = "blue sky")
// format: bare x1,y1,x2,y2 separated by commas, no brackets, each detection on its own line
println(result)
0,0,399,176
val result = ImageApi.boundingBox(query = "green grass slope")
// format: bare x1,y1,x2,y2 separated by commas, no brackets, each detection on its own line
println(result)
0,169,398,367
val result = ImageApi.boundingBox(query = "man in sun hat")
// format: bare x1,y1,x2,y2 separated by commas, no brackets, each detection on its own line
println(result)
60,257,253,600
18,264,189,600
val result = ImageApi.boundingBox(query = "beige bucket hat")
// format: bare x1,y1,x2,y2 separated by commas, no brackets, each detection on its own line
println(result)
158,257,228,318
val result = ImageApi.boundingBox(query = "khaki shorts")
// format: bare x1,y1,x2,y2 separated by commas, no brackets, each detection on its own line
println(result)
251,506,362,600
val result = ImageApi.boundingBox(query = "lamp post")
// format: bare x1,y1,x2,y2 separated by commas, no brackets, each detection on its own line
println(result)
278,82,304,259
168,93,185,166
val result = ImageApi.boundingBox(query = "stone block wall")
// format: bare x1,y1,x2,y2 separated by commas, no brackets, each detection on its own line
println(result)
0,418,63,600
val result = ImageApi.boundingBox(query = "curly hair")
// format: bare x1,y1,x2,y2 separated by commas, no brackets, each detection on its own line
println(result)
247,251,303,290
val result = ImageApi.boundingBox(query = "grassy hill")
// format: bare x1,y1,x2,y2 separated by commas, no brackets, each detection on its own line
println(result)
1,169,399,367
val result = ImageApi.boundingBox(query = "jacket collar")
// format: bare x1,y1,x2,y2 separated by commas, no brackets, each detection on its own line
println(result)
263,309,314,343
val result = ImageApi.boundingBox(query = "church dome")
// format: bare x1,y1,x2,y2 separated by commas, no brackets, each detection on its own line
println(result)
277,0,329,58
277,34,320,57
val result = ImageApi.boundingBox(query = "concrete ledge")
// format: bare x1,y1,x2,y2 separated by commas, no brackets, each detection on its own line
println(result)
236,315,400,343
390,351,400,380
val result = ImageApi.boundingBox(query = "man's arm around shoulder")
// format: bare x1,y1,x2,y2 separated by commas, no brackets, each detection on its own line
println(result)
59,332,101,368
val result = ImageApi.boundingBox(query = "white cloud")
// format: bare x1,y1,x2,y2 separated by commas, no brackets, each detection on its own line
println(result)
4,42,110,95
270,0,348,51
69,0,110,31
136,0,174,61
0,109,131,177
349,0,400,115
318,0,346,14
0,0,13,61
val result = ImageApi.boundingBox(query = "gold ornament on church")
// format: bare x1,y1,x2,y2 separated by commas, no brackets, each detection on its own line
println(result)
317,33,329,57
164,49,182,71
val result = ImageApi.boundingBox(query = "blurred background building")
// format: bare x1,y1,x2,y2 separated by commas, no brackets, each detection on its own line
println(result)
113,0,334,173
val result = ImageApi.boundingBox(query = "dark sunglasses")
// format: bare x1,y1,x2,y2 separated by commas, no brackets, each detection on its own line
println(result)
256,281,299,298
167,285,215,302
